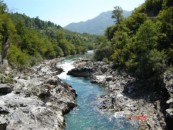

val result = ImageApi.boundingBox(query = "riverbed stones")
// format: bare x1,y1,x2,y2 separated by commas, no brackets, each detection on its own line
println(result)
0,59,77,130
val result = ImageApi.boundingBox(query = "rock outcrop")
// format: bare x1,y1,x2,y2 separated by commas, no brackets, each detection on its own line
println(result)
164,71,173,130
0,59,77,130
67,67,94,77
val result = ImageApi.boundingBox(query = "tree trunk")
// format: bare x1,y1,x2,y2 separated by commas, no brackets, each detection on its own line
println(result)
1,36,10,64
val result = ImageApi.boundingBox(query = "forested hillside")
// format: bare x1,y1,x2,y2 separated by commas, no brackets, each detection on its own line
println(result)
94,0,173,84
0,1,97,68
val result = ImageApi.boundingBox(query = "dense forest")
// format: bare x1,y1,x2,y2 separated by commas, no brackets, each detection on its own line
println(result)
94,0,173,85
0,0,97,68
1,0,173,84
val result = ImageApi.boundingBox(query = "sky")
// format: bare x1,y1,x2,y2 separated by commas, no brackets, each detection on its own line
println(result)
3,0,145,27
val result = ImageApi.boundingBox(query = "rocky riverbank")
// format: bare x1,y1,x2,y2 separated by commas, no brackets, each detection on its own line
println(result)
164,71,173,129
0,58,77,130
68,58,171,130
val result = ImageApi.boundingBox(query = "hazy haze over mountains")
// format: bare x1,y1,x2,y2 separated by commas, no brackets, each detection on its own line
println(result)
65,10,132,35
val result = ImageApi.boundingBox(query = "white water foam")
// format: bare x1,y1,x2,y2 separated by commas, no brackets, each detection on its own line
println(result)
57,62,75,79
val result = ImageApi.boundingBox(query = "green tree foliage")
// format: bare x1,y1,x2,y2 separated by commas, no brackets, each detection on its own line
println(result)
8,44,32,68
112,6,123,23
147,49,167,80
124,12,148,36
128,20,163,79
94,36,113,61
162,0,173,8
0,0,97,68
156,7,173,63
58,39,72,56
95,0,173,84
0,1,15,63
105,24,128,41
0,0,7,13
145,0,163,16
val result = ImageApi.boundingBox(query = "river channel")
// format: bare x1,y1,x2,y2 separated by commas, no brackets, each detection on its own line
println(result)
58,54,138,130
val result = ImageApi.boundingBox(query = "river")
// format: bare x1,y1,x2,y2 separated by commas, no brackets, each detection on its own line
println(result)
58,54,138,130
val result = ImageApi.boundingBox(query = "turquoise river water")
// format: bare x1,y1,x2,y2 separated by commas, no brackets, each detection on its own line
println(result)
58,55,138,130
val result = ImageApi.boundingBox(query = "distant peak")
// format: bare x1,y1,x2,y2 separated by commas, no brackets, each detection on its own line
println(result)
65,10,132,35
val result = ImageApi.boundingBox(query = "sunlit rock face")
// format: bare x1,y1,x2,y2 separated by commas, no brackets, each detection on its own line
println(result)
0,59,77,130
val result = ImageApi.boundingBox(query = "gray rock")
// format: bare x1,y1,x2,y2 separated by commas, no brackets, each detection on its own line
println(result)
0,84,12,95
166,108,173,118
166,98,173,105
67,67,94,77
164,71,173,129
164,71,173,96
165,108,173,129
45,78,61,85
0,58,77,130
106,76,113,82
0,117,7,130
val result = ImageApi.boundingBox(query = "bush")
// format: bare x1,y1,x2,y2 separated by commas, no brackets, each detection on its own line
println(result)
94,46,113,61
102,58,109,63
8,44,32,68
0,73,12,83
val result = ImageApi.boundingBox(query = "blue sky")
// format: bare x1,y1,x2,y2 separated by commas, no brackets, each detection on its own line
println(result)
3,0,145,27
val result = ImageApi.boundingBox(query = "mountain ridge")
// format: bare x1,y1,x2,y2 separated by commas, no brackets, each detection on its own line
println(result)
65,10,132,35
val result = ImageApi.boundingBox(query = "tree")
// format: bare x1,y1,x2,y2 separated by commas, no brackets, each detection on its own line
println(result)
0,0,7,13
156,7,173,63
94,36,113,61
34,16,43,29
145,0,163,16
162,0,173,8
129,20,160,79
0,1,97,68
124,12,148,36
0,2,15,64
112,6,123,23
94,46,113,61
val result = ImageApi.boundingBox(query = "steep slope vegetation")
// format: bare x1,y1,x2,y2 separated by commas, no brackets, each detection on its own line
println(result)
95,0,173,83
0,1,97,68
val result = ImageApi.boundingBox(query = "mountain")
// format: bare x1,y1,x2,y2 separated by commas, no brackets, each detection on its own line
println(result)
64,10,132,35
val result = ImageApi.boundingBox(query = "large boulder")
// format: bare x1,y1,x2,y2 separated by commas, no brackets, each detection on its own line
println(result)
164,71,173,97
67,67,94,77
0,84,12,95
